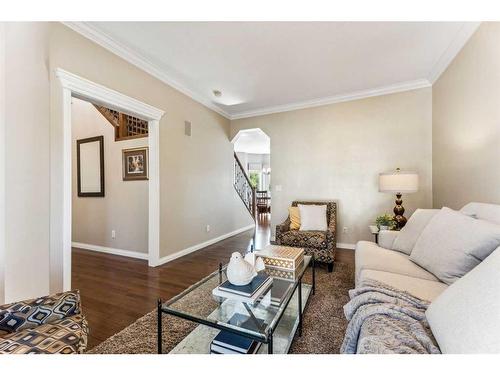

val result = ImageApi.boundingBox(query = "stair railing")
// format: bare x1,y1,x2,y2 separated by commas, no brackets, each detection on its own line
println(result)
233,153,257,250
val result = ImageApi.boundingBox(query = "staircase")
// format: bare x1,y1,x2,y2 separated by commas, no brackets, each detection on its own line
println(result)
93,104,149,141
233,153,257,249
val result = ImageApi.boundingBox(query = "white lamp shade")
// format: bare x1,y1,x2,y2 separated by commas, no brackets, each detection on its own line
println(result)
379,171,419,193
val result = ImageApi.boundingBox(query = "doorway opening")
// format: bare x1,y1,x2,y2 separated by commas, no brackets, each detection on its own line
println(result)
71,96,150,260
232,128,271,250
54,69,164,292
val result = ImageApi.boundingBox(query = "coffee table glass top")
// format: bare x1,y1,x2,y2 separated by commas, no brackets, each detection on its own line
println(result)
162,255,312,340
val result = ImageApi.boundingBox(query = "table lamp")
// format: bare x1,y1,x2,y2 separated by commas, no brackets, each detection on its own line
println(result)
379,168,419,229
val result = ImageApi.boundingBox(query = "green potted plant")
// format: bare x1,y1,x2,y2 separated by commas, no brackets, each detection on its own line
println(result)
375,214,396,230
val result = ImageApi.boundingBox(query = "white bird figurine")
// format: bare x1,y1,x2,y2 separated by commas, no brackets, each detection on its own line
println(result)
226,252,266,286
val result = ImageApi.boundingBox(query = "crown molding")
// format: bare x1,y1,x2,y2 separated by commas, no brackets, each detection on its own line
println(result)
428,22,481,84
63,22,475,121
231,79,431,120
62,22,231,120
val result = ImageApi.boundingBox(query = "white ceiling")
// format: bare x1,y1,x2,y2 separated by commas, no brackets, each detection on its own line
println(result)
233,129,270,154
67,22,480,119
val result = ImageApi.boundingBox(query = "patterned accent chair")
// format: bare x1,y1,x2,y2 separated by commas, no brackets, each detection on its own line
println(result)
0,290,89,354
276,201,337,272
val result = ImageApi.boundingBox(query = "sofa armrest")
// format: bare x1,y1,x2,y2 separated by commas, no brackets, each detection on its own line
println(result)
0,290,82,336
378,230,399,249
275,218,291,244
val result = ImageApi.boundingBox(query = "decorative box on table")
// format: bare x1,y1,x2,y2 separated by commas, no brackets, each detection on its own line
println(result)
256,245,304,270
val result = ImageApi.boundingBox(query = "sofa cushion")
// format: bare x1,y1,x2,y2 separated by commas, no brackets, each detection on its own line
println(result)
0,314,88,354
279,230,326,249
426,249,500,353
298,204,327,231
392,209,439,255
410,207,500,285
377,230,399,250
355,241,439,286
460,202,500,225
359,269,447,302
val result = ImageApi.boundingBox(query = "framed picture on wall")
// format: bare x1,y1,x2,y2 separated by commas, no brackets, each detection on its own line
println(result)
122,147,149,181
77,136,105,197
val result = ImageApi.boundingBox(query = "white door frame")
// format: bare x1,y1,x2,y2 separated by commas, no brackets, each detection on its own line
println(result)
55,68,164,291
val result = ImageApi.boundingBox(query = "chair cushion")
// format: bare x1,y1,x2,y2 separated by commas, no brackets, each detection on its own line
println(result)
0,314,88,354
298,204,327,231
392,209,439,255
359,269,447,302
410,207,500,285
280,230,327,249
426,249,500,353
289,207,301,230
355,241,439,286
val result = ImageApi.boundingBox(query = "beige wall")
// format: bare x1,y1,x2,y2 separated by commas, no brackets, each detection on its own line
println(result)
0,23,6,303
2,23,51,303
71,98,149,254
49,23,253,292
231,88,433,246
433,23,500,209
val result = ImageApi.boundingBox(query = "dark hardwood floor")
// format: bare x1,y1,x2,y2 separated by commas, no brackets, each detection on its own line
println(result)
72,214,354,349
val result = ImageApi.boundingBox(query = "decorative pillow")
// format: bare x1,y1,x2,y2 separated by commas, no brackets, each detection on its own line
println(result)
289,207,301,230
0,290,81,336
410,207,500,284
392,209,439,255
426,248,500,353
298,204,327,231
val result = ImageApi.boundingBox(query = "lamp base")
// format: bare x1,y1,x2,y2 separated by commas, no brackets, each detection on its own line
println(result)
393,193,407,230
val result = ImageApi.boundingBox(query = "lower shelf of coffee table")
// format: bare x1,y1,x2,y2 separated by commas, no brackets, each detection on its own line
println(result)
169,283,312,354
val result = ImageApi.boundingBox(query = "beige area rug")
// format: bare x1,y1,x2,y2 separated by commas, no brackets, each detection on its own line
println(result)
88,262,354,354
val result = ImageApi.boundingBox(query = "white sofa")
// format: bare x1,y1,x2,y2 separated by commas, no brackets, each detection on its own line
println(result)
355,202,500,302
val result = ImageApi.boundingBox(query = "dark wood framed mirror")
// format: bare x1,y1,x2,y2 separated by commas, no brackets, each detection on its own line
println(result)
77,135,105,197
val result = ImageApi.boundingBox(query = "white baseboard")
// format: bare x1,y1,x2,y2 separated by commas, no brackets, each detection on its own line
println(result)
72,242,149,260
156,224,255,266
337,242,356,250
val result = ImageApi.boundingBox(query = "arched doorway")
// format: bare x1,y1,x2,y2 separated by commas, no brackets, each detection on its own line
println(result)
232,128,271,249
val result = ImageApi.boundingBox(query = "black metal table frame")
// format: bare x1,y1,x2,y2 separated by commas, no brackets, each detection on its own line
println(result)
157,255,315,354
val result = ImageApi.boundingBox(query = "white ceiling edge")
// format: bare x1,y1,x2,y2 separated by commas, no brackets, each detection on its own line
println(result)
428,22,481,84
63,21,481,121
231,79,431,120
62,22,232,119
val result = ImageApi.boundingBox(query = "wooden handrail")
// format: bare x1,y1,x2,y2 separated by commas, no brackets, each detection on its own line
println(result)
93,104,119,129
233,152,253,188
233,152,256,221
93,104,148,141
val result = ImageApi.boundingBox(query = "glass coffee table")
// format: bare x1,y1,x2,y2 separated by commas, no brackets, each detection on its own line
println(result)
157,254,315,354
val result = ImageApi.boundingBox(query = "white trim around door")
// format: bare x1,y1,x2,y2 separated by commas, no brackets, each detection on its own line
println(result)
55,68,165,291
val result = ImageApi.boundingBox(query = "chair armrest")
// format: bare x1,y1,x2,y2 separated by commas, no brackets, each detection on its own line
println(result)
0,290,82,336
378,230,399,249
276,218,291,244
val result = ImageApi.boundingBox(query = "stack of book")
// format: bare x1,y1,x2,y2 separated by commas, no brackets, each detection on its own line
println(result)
210,313,264,354
258,278,293,308
212,273,272,303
